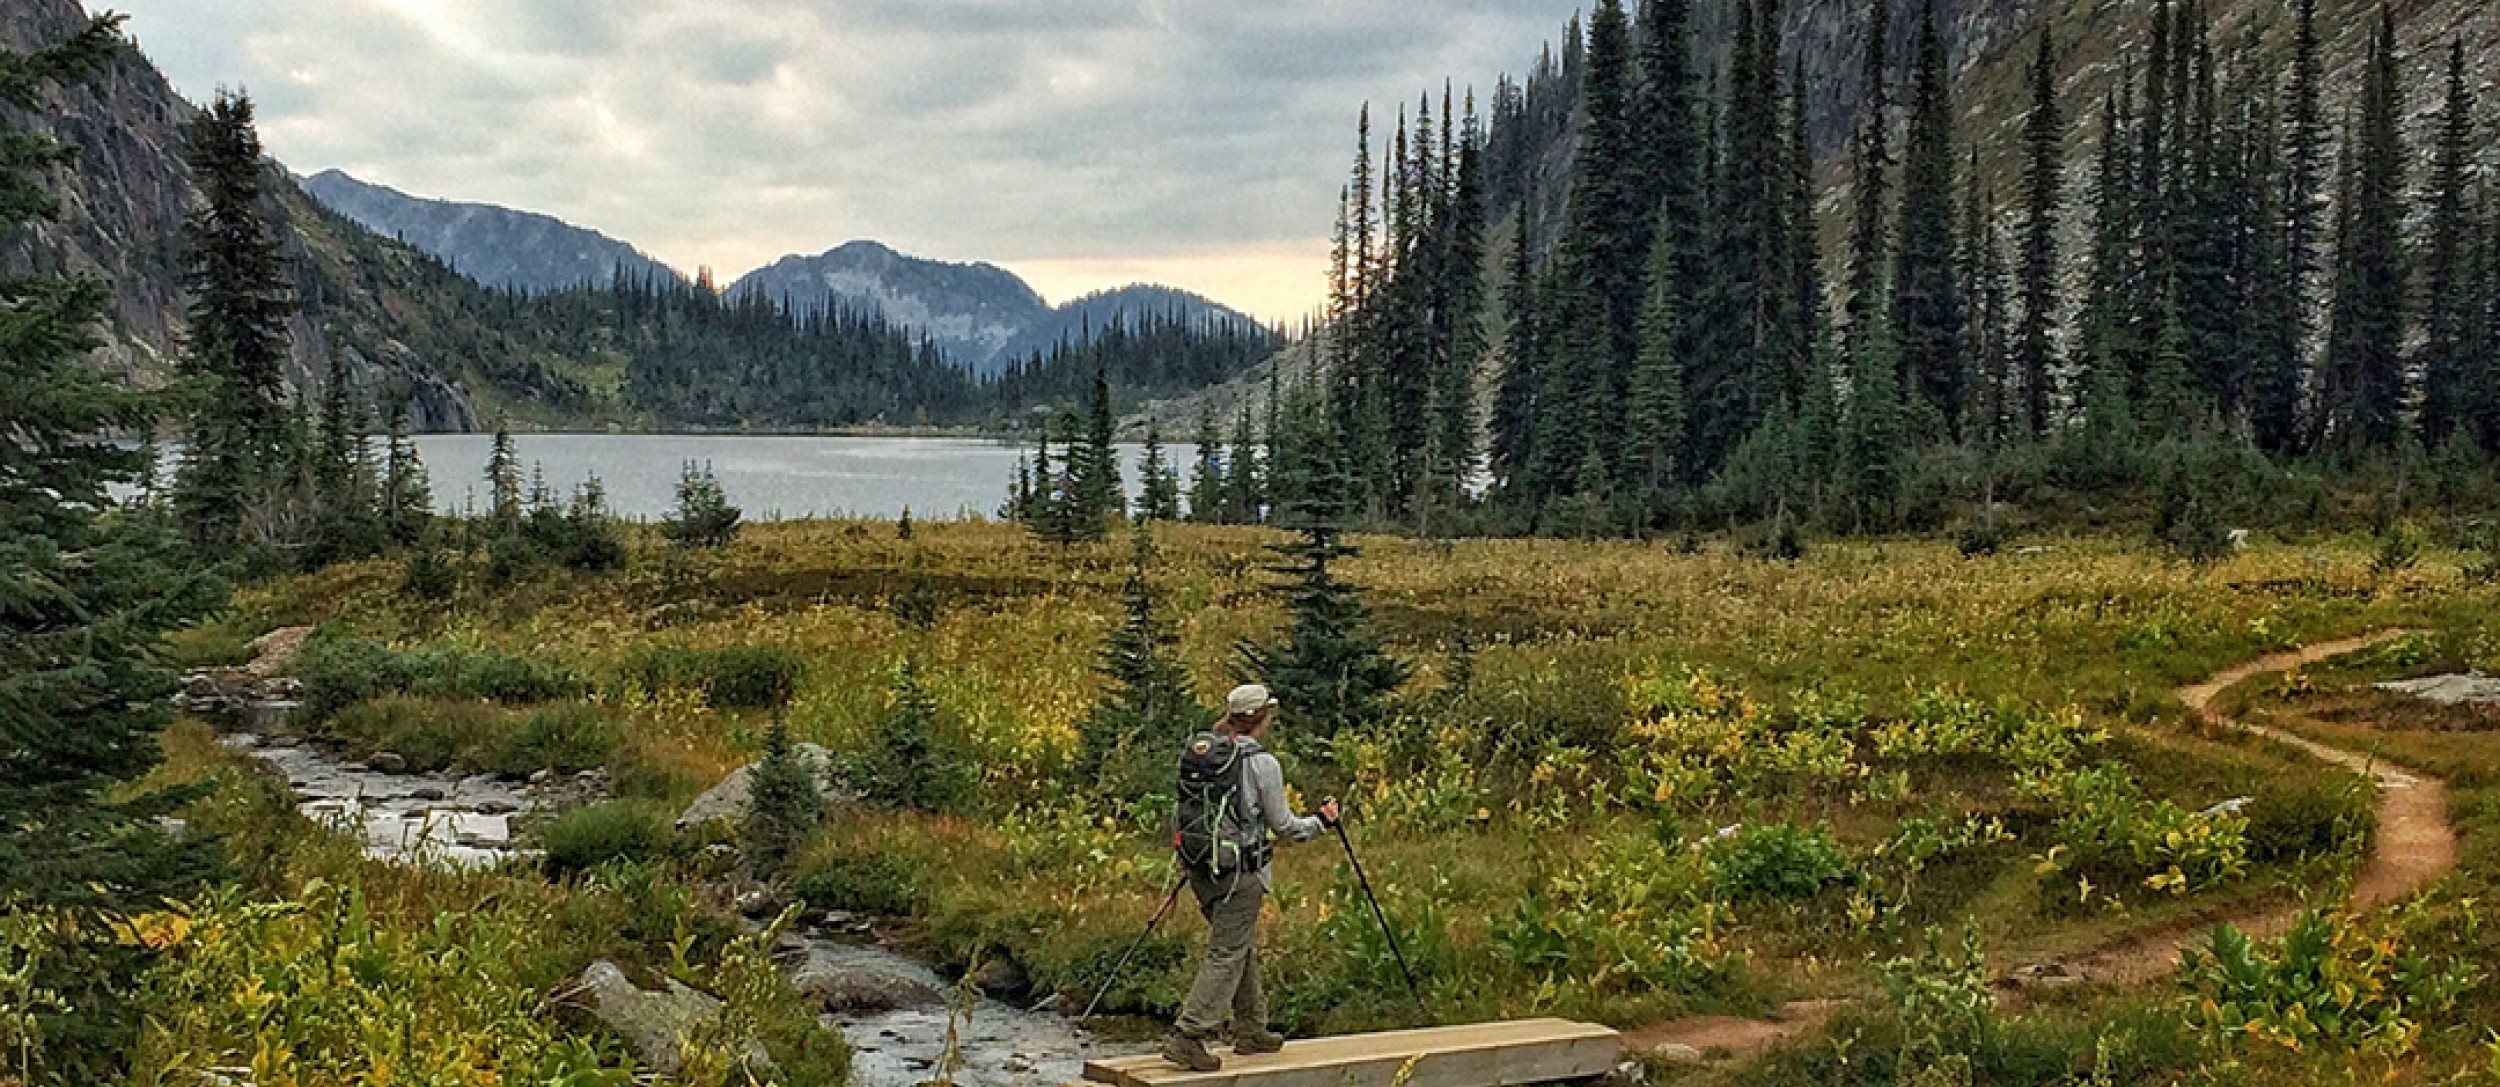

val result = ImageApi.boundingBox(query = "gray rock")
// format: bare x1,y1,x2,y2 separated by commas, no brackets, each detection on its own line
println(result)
2377,673,2500,707
786,943,946,1013
736,886,784,919
529,769,554,785
676,743,856,830
973,955,1030,998
368,752,407,774
577,960,772,1076
409,786,447,802
1650,1044,1705,1068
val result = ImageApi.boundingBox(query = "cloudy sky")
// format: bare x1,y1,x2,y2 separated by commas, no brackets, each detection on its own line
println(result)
108,0,1585,321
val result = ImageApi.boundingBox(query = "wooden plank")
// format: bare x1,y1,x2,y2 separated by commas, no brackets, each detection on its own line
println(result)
1083,1019,1620,1087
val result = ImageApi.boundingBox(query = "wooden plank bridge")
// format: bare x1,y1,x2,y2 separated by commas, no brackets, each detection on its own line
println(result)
1083,1019,1621,1087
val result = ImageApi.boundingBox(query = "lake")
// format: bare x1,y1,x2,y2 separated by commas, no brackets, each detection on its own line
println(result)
409,433,1197,521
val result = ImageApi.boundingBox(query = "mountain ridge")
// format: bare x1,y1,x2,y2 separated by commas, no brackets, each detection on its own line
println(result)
296,168,686,295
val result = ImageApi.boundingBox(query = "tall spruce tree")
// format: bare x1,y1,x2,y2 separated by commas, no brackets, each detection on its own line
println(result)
1186,404,1222,522
1892,0,1966,439
1492,202,1542,498
2320,7,2408,451
1138,422,1182,522
1636,0,1704,342
1556,0,1644,491
1844,0,1895,366
1074,357,1123,523
1237,420,1409,744
0,15,228,1076
379,398,429,546
2256,0,2328,453
172,92,293,554
2015,27,2063,437
1627,228,1688,525
2421,39,2478,448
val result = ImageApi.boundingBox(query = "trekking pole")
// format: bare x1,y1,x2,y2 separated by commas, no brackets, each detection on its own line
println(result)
1328,803,1430,1022
1068,874,1187,1020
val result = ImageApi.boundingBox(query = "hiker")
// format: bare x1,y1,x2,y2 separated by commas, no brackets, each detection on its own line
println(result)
1162,684,1340,1072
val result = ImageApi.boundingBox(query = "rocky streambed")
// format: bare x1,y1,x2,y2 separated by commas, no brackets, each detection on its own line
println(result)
208,694,1136,1086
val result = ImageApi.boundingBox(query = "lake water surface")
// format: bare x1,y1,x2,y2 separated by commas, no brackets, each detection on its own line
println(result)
411,434,1195,521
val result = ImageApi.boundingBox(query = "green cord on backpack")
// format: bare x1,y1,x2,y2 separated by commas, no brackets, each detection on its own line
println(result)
1173,731,1269,876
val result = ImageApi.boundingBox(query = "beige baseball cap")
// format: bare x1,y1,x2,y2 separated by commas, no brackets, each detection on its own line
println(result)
1226,684,1279,718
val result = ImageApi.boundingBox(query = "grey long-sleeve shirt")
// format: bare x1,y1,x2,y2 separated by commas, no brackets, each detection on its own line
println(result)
1230,737,1323,890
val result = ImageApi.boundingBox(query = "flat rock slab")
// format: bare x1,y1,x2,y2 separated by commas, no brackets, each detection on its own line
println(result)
1083,1019,1619,1087
2376,673,2500,707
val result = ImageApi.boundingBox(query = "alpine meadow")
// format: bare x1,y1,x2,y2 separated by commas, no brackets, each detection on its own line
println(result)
9,0,2500,1086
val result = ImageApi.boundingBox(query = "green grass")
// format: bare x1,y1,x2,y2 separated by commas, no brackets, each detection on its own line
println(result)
166,519,2500,1080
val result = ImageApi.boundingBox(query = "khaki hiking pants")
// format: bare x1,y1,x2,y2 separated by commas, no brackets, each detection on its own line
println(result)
1175,868,1266,1038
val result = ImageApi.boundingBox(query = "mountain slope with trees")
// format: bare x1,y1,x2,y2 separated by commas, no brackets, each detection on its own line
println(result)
298,168,687,295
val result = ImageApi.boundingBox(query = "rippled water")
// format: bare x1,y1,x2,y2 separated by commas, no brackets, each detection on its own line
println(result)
411,434,1196,522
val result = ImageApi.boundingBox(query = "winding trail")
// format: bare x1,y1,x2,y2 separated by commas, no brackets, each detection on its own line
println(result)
1622,631,2459,1060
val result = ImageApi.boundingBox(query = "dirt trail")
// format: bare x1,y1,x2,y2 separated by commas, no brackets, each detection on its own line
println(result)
2042,631,2456,989
1620,631,2459,1059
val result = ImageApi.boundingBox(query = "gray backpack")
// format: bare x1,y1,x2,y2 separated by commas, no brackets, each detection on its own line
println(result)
1173,732,1269,876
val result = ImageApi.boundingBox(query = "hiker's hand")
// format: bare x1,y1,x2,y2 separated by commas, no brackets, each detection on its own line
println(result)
1318,798,1341,827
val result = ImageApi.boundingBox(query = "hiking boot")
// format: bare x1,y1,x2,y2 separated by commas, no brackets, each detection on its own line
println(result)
1161,1033,1222,1072
1233,1026,1286,1055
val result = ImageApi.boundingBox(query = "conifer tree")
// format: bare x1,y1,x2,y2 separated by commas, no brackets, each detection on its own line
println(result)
1626,227,1688,524
1893,0,1967,439
2256,0,2327,454
1557,0,1644,471
1224,403,1262,523
663,460,742,549
744,710,821,880
1078,524,1198,781
1073,357,1123,523
380,397,430,546
1843,316,1907,533
173,92,294,554
1187,404,1223,522
2016,28,2063,437
1237,420,1410,745
1636,0,1704,343
2321,7,2408,451
1492,203,1542,497
1844,0,1895,366
2081,85,2142,432
2420,39,2478,448
0,16,227,1073
485,424,523,534
1138,422,1182,521
1963,169,2012,443
1783,59,1827,408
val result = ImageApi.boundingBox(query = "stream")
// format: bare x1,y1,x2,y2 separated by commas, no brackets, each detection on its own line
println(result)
218,726,1143,1086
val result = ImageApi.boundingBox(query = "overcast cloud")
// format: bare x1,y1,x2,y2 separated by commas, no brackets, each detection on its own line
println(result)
107,0,1585,321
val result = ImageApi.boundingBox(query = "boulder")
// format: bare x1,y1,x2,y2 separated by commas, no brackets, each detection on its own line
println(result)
972,954,1030,999
245,626,315,678
1649,1044,1705,1068
676,743,855,830
368,752,408,775
785,944,946,1013
2377,673,2500,707
577,960,772,1076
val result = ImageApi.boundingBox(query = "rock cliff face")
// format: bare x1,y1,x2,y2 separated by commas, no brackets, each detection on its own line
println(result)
299,169,686,295
0,0,603,431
